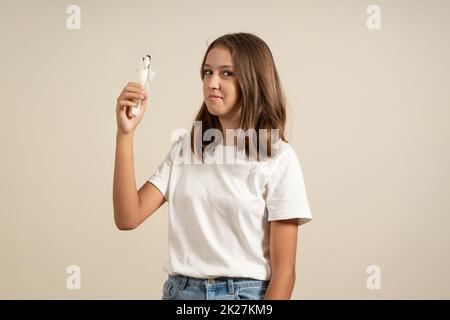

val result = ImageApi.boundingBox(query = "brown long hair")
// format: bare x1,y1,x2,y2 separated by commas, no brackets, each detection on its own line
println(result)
190,32,287,161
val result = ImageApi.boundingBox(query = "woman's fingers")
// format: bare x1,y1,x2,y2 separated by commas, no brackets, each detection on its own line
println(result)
125,82,145,94
123,92,145,100
116,82,148,115
118,100,138,108
127,81,141,88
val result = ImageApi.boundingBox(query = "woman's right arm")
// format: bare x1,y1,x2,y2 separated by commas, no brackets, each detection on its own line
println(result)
113,82,166,230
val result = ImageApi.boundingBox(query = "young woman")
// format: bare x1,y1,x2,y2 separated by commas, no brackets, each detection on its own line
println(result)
113,33,312,300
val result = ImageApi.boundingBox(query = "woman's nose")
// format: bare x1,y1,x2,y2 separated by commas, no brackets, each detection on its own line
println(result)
208,74,220,89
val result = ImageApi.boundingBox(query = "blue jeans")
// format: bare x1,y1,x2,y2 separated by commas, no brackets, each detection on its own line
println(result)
162,274,270,300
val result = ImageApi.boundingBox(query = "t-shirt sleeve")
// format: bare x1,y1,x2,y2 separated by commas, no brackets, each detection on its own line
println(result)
147,137,180,201
265,144,312,226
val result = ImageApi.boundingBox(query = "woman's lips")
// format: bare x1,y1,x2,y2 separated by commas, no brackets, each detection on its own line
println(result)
208,96,223,101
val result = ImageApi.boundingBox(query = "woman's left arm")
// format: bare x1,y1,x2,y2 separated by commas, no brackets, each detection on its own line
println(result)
264,218,298,300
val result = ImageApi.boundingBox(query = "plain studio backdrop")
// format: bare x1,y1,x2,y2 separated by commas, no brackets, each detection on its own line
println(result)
0,0,449,299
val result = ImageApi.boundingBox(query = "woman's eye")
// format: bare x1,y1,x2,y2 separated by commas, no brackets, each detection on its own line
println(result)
202,69,234,77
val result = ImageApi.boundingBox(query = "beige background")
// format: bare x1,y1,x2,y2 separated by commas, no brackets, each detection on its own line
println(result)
0,0,449,299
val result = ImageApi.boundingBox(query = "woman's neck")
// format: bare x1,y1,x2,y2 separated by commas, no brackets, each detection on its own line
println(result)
219,109,242,146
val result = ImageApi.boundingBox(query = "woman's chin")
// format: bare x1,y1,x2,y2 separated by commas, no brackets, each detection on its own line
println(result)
206,105,224,116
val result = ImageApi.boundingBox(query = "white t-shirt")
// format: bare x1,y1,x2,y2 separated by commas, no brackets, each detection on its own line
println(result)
148,132,312,281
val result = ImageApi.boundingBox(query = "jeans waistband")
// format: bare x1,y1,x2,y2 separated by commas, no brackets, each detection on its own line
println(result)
168,274,270,294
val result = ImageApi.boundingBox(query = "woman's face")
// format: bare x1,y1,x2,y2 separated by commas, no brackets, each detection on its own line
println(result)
202,46,240,121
